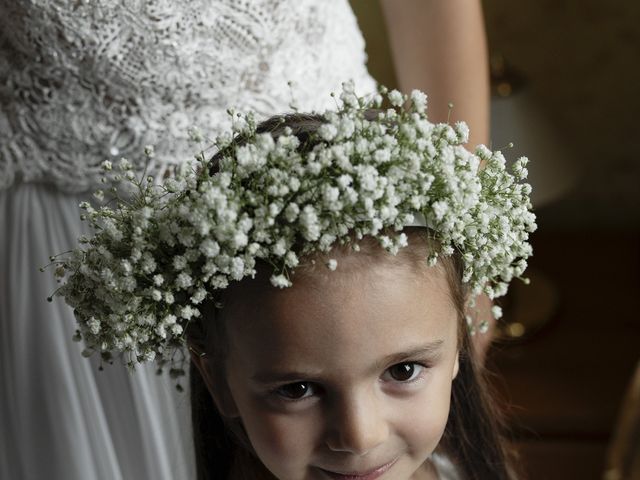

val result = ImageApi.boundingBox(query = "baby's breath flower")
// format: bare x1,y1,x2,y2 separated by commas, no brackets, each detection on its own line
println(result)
410,89,427,113
191,288,207,305
141,254,156,274
318,123,338,141
87,317,101,335
284,203,300,223
285,251,299,268
454,121,470,144
173,256,187,271
187,126,203,143
388,89,404,107
144,145,155,158
299,205,321,241
478,320,490,334
162,314,176,325
119,158,132,171
49,82,535,379
397,233,408,248
156,324,167,339
373,149,391,164
432,200,449,221
200,239,221,258
210,275,229,289
142,351,156,362
101,160,113,171
272,238,287,257
271,274,292,288
337,174,353,189
54,265,66,278
179,305,197,320
230,257,245,280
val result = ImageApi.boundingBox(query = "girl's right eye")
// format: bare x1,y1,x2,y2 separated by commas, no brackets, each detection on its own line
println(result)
273,382,316,402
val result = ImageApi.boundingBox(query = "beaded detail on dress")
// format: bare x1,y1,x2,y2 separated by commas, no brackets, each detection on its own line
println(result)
0,0,376,192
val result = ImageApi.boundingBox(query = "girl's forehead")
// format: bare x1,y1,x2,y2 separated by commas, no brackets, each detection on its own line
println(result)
222,257,458,364
223,250,451,317
226,240,450,301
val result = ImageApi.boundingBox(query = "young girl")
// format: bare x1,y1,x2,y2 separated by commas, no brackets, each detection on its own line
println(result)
188,231,514,480
53,85,535,479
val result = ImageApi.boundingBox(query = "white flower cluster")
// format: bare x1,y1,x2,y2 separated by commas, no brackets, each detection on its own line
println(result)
49,81,536,372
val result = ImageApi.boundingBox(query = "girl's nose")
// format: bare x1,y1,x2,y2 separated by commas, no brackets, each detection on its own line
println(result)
325,394,389,455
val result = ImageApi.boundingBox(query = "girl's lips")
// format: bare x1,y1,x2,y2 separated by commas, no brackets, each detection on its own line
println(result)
319,457,398,480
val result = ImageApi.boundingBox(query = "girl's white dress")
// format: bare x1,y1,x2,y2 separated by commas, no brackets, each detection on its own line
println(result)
0,1,375,478
432,451,464,480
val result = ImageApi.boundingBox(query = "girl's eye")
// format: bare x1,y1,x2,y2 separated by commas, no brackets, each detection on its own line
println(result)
383,362,426,383
273,382,315,401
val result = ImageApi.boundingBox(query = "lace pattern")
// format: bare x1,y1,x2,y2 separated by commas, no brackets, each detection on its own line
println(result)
0,0,376,192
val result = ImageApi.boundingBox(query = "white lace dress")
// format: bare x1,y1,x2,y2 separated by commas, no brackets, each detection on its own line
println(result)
0,1,376,478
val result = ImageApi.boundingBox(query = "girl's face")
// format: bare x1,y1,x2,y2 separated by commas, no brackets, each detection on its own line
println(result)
205,255,460,480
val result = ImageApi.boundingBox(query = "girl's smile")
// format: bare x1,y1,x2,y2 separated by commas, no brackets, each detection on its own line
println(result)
316,455,399,479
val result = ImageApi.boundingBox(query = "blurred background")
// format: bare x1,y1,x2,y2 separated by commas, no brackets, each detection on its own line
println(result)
350,1,640,478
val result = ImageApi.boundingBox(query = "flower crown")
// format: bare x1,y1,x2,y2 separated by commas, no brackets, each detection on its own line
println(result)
48,82,536,375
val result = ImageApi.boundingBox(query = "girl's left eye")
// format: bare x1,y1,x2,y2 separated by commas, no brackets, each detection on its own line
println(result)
273,382,316,402
382,362,426,383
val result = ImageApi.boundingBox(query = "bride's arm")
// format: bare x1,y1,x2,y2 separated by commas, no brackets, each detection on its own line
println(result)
379,0,489,149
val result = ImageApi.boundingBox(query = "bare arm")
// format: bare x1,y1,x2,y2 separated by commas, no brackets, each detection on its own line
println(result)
379,0,489,148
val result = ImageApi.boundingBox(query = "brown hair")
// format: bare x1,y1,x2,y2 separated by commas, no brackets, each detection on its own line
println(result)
187,113,521,480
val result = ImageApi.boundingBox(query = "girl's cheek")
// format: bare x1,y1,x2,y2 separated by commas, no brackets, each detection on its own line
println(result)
399,380,452,452
406,406,448,450
245,408,321,463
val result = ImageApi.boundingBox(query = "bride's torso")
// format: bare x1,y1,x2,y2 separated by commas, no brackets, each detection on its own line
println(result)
0,0,376,192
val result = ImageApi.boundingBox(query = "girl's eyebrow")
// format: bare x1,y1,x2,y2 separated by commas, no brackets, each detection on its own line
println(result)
251,340,445,385
374,340,445,370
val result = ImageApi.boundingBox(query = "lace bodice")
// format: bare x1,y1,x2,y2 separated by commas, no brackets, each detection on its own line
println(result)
0,0,376,192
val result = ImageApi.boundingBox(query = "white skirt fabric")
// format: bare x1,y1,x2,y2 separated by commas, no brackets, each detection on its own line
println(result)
0,182,194,480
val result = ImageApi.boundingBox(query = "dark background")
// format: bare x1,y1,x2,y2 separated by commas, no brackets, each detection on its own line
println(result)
350,1,640,478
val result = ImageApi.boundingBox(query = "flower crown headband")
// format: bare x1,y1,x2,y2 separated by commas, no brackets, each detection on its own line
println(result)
47,81,536,376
